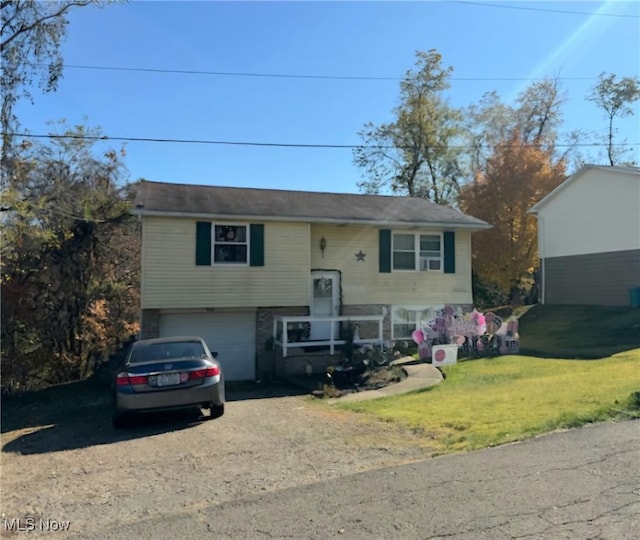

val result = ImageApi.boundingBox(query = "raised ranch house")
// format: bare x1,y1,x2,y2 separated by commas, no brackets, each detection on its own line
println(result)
133,181,490,381
529,164,640,306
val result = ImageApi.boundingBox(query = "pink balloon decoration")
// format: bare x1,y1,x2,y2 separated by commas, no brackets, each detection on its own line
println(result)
411,329,424,345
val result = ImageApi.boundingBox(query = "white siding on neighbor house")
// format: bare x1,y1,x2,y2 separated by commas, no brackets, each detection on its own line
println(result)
310,225,473,306
537,168,640,259
142,217,310,309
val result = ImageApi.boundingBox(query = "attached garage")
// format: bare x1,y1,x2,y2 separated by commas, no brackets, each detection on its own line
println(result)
158,311,256,381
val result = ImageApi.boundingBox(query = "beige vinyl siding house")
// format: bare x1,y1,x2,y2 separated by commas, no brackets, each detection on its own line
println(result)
529,164,640,306
309,224,473,307
142,217,310,308
134,181,490,380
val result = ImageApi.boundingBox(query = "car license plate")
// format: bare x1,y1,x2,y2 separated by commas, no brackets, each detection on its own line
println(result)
157,373,180,387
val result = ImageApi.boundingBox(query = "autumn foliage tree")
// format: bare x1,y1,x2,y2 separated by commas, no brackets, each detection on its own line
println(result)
460,134,566,303
1,128,140,392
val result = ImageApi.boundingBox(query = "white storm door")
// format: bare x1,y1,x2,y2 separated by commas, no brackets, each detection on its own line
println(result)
310,271,340,341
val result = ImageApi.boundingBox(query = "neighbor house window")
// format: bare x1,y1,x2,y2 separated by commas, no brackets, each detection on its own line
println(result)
392,233,442,271
213,224,248,264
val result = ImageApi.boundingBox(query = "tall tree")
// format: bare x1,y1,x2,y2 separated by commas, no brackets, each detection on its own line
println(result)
460,133,566,302
353,50,465,205
587,73,640,166
1,0,97,154
465,78,566,175
460,78,572,304
1,127,139,391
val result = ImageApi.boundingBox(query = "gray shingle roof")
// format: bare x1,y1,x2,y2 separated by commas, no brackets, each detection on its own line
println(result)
134,180,491,230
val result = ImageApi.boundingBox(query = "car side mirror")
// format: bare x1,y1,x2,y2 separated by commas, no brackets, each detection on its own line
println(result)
212,351,218,359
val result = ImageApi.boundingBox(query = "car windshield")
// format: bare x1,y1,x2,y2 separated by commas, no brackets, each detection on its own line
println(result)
129,341,207,364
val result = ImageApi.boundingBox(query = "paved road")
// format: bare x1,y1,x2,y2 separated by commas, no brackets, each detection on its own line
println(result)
72,420,639,540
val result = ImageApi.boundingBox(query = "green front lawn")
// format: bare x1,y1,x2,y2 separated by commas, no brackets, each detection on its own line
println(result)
338,349,640,454
518,304,640,358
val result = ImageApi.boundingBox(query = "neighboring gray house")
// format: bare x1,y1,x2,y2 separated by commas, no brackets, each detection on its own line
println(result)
528,164,640,306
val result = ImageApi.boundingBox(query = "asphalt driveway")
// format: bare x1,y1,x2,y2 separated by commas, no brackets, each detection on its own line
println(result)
1,381,434,537
2,380,638,539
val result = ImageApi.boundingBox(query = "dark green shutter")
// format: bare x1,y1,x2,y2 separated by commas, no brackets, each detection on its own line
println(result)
379,229,391,273
195,222,212,266
249,224,264,267
444,231,455,274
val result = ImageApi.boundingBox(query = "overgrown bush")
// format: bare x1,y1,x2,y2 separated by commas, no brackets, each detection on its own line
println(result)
1,130,140,393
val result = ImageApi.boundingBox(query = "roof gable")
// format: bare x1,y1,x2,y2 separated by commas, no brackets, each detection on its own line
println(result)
529,164,640,214
133,180,491,230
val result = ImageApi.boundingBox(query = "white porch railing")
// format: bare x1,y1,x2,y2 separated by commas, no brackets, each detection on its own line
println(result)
273,315,384,358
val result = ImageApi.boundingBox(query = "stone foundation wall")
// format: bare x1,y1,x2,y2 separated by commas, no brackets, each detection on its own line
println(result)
256,306,309,380
275,350,341,378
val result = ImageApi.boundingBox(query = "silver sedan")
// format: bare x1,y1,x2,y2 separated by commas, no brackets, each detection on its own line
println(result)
112,336,225,428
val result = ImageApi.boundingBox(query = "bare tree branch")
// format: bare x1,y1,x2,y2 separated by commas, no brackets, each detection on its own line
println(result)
1,1,92,50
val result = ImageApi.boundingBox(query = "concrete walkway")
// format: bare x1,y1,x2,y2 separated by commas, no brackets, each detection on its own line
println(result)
329,356,444,403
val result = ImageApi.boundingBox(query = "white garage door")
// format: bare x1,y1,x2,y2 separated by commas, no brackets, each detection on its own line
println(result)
159,311,256,381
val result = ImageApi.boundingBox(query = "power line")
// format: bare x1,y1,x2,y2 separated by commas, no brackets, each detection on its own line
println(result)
452,1,640,18
61,63,601,82
8,132,639,149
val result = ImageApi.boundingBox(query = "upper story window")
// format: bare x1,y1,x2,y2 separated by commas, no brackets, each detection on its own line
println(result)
214,224,248,264
392,233,442,272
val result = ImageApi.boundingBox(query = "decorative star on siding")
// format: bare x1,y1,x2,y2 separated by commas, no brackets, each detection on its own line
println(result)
355,250,366,262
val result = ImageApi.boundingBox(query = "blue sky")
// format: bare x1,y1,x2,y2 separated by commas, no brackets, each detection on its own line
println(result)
14,0,640,193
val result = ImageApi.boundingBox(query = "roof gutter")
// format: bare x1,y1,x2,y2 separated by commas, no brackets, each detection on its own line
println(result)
130,209,492,231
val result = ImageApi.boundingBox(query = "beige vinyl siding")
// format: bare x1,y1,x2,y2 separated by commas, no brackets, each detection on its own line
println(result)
310,225,473,306
142,217,310,309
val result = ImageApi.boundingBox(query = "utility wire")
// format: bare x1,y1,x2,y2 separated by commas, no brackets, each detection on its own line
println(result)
61,63,601,82
7,132,639,149
452,1,640,19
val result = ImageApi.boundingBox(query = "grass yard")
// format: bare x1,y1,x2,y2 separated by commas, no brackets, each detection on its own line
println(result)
518,304,640,358
338,349,640,454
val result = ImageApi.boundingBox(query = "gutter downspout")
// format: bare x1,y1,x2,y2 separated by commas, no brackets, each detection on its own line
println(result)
538,215,545,305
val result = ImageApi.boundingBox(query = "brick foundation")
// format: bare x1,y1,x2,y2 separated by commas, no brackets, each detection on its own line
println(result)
341,304,391,341
256,306,309,380
140,309,160,339
275,351,341,378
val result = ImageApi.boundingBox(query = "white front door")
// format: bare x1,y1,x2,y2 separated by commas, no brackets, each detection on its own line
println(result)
310,271,340,341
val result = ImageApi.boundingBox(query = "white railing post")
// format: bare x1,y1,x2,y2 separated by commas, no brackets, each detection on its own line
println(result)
273,317,277,347
282,317,289,358
329,320,335,355
271,314,385,361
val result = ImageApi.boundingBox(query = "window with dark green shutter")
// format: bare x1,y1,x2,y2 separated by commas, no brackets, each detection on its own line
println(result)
213,224,248,264
386,231,448,272
443,231,455,274
249,224,264,267
195,222,212,265
379,229,391,273
196,222,265,266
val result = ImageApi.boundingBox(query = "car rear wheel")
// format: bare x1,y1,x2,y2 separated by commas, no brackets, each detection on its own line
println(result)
210,403,224,419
